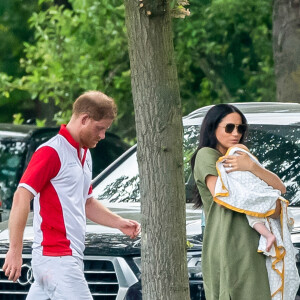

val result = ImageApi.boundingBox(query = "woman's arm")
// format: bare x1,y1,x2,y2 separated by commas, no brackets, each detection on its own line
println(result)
206,171,281,218
205,175,218,196
223,151,286,194
249,162,286,194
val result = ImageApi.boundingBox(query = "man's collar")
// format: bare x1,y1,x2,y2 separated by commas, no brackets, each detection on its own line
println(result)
58,124,87,150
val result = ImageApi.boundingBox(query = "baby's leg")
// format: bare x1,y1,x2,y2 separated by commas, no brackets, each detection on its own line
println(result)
247,215,276,252
253,222,276,252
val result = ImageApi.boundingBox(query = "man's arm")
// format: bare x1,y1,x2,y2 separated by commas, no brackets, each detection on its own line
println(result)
2,187,33,282
85,197,140,239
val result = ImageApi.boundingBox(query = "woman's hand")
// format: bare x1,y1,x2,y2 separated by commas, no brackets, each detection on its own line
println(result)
222,151,254,173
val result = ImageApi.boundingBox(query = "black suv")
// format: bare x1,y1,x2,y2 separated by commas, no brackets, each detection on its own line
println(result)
0,102,299,299
0,124,129,221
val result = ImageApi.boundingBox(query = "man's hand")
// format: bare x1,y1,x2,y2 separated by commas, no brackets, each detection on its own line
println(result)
117,219,141,239
2,187,32,282
2,249,22,282
86,197,141,238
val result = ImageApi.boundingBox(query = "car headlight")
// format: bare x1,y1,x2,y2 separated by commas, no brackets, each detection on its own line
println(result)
133,251,202,279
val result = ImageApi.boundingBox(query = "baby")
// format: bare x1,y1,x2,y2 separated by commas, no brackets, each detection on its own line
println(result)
218,144,278,254
233,144,276,252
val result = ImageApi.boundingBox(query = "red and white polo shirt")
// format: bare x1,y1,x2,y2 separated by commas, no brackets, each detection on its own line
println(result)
19,125,93,259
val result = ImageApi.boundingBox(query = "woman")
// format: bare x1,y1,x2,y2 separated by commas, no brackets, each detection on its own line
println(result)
191,104,286,300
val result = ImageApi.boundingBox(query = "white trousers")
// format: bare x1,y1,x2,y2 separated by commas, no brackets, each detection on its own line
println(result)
26,252,92,300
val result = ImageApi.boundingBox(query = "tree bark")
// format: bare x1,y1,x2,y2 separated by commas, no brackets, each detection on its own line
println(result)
124,1,190,299
273,0,300,103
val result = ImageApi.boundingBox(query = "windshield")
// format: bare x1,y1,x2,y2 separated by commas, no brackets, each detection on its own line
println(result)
248,125,300,206
0,139,27,210
94,124,300,207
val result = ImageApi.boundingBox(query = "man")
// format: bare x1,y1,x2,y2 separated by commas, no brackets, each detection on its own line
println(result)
2,91,140,299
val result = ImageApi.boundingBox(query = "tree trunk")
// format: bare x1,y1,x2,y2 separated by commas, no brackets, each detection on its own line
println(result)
273,0,300,103
124,1,190,299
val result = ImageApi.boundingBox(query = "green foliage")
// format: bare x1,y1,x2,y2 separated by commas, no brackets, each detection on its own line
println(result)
12,113,24,125
0,73,13,98
2,0,135,137
31,0,130,135
174,0,275,115
0,0,275,141
36,118,47,127
0,0,38,122
0,0,38,76
171,0,190,18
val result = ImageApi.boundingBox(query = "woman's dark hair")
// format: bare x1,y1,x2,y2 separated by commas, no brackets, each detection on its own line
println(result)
191,104,248,208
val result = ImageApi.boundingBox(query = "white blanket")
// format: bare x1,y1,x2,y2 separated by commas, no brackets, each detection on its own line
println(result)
214,146,300,300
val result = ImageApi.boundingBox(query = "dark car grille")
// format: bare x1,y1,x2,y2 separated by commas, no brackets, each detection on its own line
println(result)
84,257,119,299
0,255,131,300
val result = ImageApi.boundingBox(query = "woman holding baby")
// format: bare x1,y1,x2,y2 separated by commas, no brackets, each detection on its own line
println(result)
190,104,298,300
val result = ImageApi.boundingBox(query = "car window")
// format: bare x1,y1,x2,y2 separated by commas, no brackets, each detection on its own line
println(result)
94,124,300,207
247,125,300,206
90,134,130,178
94,152,140,203
94,125,202,203
183,125,200,181
0,139,27,210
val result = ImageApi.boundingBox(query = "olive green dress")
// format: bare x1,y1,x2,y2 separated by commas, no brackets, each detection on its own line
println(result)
194,147,271,300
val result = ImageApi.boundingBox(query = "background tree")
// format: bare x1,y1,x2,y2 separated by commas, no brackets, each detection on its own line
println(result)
0,0,38,122
273,0,300,103
174,0,275,113
124,0,190,299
